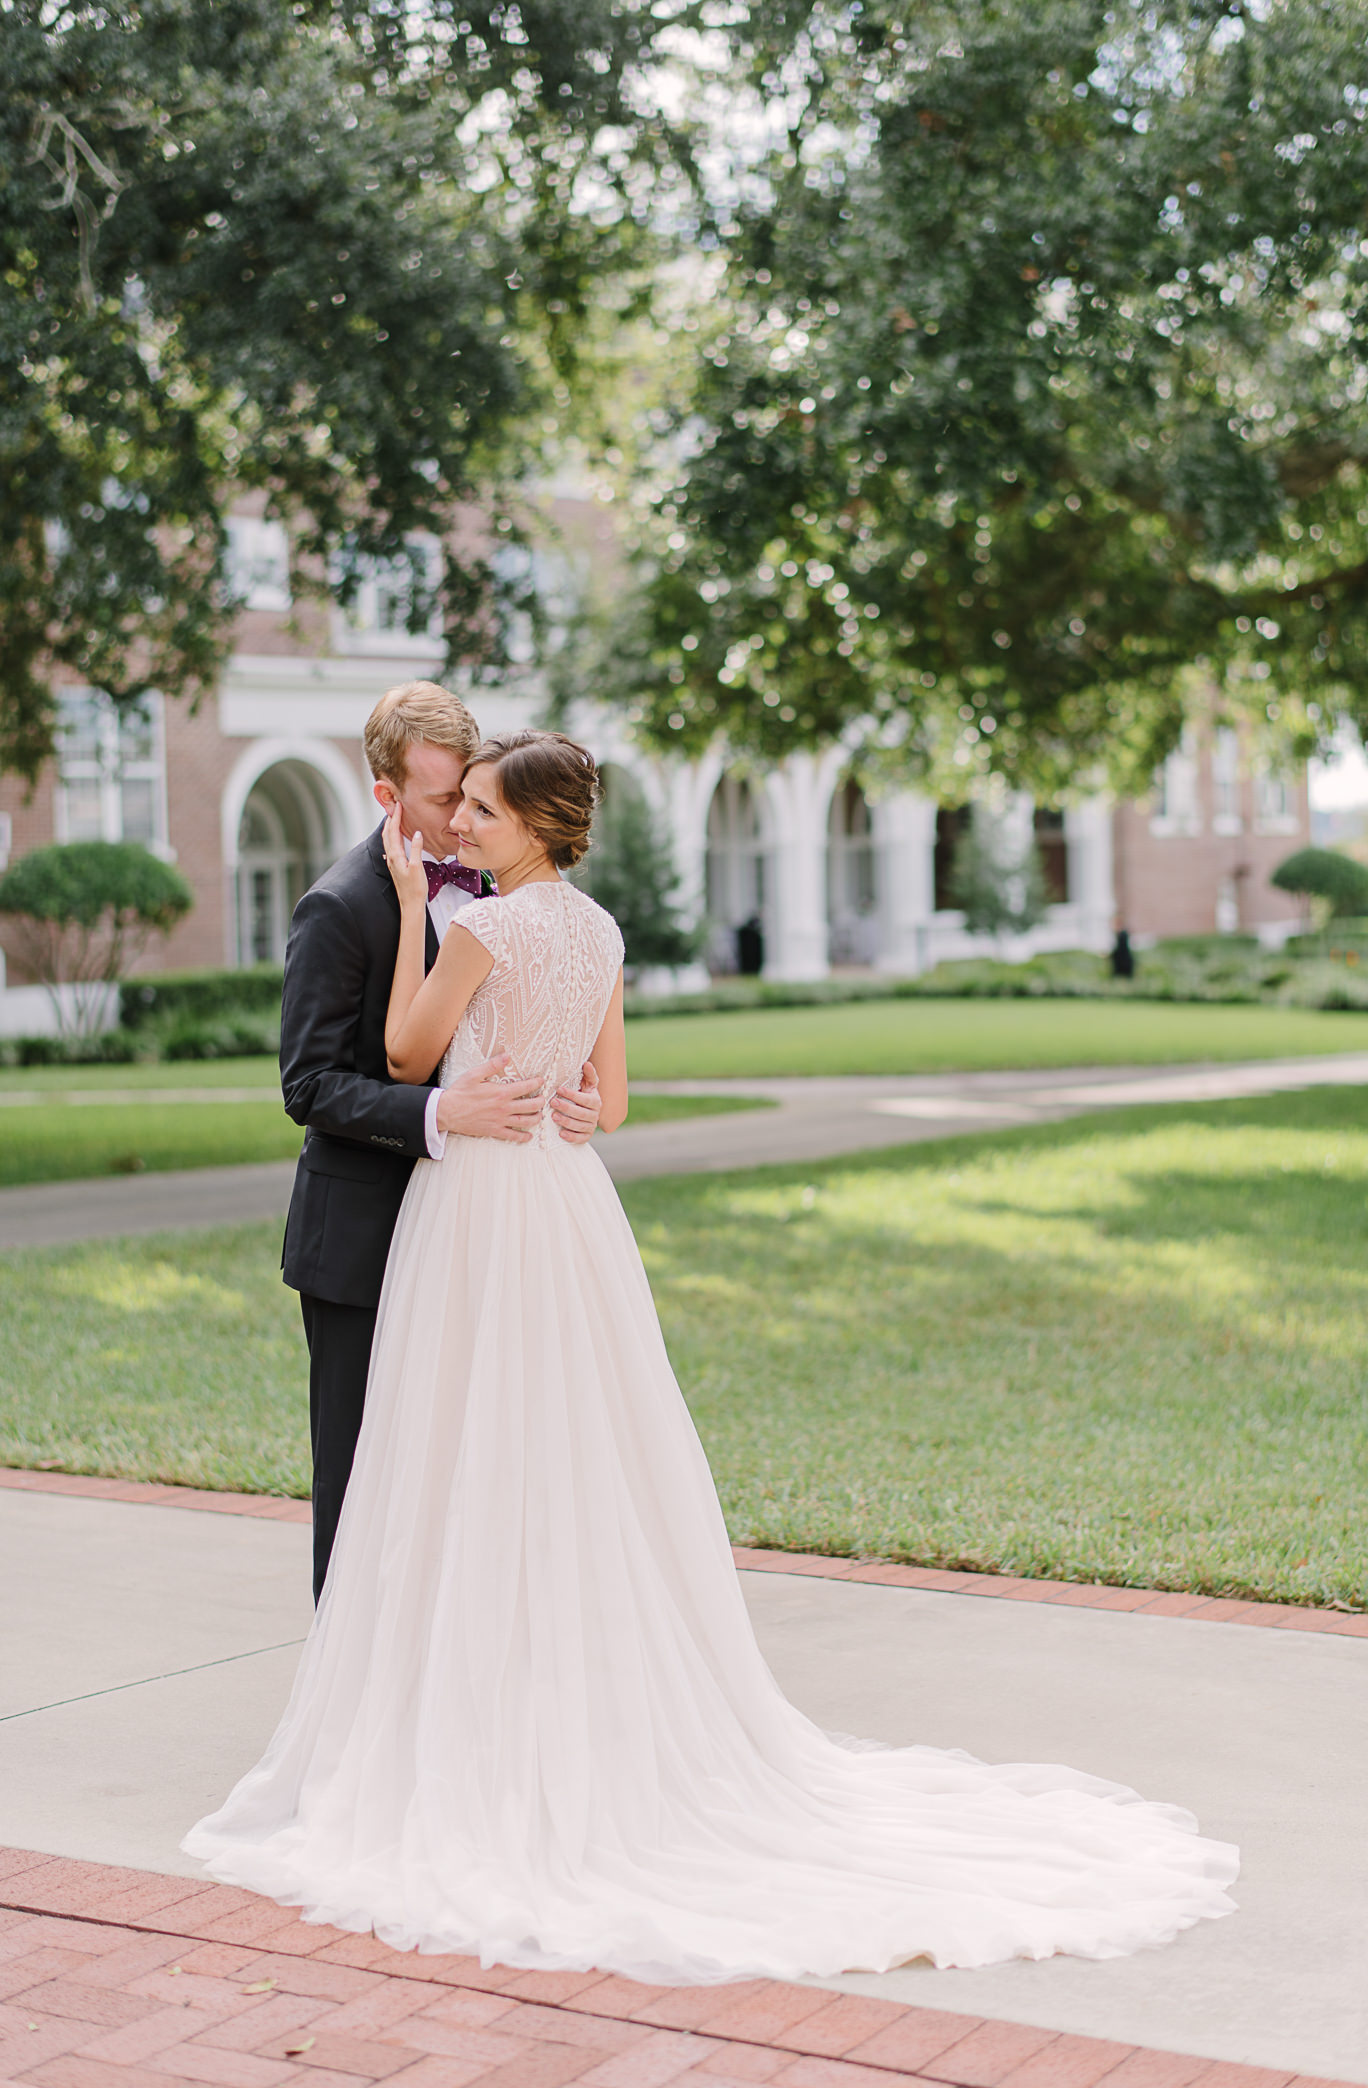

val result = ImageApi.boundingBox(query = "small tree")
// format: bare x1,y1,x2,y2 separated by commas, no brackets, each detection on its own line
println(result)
0,841,193,1037
950,814,1048,947
574,789,702,974
1271,847,1368,923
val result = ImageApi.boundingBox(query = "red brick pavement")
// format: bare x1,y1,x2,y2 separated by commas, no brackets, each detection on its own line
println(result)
3,1469,1365,1640
0,1850,1357,2088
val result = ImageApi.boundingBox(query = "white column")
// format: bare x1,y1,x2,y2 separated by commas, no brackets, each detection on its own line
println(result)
657,755,718,991
660,753,721,935
873,791,937,975
1066,795,1116,952
761,754,831,980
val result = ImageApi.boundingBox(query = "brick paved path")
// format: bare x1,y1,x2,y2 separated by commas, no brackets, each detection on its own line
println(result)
0,1844,1358,2088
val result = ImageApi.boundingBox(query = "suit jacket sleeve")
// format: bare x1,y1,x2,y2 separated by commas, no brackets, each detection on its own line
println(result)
280,886,432,1158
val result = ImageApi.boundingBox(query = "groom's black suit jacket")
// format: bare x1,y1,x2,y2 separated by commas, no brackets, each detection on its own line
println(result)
280,822,489,1308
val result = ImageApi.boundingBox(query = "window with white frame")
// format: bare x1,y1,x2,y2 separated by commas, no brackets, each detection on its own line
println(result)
1150,730,1202,836
487,541,586,667
332,534,443,655
1211,727,1242,834
1253,766,1298,835
55,689,169,853
225,516,291,612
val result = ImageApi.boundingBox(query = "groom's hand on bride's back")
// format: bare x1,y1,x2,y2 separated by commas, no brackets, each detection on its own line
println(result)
550,1061,602,1144
435,1056,542,1142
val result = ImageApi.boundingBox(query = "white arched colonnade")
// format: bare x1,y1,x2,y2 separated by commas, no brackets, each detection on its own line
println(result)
212,658,1115,982
602,742,1117,982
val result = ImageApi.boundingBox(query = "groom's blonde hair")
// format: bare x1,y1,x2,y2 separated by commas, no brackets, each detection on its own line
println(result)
363,681,479,787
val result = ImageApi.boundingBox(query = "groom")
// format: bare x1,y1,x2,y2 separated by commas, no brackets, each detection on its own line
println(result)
280,680,602,1599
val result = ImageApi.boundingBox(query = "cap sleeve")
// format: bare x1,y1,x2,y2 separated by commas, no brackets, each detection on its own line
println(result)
449,895,506,966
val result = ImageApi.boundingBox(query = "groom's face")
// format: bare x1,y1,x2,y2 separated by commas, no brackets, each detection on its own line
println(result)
372,741,470,856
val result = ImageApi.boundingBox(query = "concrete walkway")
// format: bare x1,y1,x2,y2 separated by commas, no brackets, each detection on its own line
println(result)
5,1050,1368,1248
3,1485,1365,2082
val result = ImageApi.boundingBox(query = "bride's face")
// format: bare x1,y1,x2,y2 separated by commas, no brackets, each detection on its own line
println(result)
450,763,546,878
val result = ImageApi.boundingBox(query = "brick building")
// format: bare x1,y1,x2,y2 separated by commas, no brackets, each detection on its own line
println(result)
1113,724,1306,942
0,508,1309,1025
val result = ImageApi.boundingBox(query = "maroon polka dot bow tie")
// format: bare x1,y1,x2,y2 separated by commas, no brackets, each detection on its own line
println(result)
424,859,483,901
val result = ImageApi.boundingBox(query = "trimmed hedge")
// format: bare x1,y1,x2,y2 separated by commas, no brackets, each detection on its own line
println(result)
1147,933,1261,957
1286,929,1368,959
160,1012,281,1060
0,1030,146,1068
120,964,284,1029
624,939,1368,1018
622,974,922,1020
10,934,1368,1067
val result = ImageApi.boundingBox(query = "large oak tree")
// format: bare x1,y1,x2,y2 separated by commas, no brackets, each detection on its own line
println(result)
623,0,1368,796
0,0,685,778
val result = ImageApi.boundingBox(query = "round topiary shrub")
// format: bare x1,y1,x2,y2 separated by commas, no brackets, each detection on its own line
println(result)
1271,846,1368,919
0,840,193,1038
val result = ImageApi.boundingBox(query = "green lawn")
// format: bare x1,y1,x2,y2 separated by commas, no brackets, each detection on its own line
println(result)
0,1056,283,1093
7,997,1368,1103
0,1091,766,1187
0,1101,301,1186
3,1084,1365,1608
626,996,1368,1078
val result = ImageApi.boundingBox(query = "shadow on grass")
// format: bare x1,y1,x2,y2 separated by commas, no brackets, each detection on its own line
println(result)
621,1085,1368,1607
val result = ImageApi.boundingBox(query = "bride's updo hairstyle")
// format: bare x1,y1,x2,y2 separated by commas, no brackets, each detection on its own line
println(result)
464,729,601,869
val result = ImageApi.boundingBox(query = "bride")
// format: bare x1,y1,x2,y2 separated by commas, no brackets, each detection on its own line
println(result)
184,728,1238,1982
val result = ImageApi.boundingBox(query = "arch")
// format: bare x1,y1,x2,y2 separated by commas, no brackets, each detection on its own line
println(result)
1032,804,1070,904
221,737,372,967
705,771,771,974
826,774,880,966
662,745,726,928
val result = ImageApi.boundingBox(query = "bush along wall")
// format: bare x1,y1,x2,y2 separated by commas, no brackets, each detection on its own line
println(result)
0,966,285,1066
119,964,283,1028
622,940,1368,1018
118,964,283,1061
0,1030,146,1067
1285,929,1368,962
8,939,1368,1066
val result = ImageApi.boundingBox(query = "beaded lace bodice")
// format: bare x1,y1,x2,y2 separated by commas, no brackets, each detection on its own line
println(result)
439,881,624,1123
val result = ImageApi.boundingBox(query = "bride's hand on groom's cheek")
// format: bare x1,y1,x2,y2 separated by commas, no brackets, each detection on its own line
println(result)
382,804,428,907
550,1063,602,1144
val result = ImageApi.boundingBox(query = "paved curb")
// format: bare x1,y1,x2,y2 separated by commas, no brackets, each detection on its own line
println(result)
5,1468,1364,1640
0,1844,1357,2088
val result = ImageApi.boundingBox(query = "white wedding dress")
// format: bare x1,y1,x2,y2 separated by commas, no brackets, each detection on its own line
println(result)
184,879,1238,1982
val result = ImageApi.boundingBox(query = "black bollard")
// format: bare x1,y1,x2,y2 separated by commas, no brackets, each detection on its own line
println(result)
736,914,765,976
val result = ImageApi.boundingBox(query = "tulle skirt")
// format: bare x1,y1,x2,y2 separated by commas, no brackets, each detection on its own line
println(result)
183,1133,1238,1981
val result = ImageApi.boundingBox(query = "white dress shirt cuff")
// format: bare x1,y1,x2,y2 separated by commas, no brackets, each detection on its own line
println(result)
424,1087,448,1160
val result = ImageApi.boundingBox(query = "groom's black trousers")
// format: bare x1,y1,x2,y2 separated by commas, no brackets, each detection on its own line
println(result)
299,1293,379,1604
